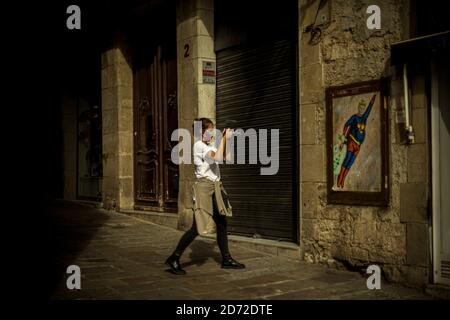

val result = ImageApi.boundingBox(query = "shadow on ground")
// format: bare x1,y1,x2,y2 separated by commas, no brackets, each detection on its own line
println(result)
38,202,110,301
184,240,222,267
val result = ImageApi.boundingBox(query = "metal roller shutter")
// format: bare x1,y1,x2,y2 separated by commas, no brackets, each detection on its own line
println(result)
216,38,298,242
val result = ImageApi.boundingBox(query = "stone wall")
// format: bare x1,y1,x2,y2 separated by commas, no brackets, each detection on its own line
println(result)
84,0,431,286
299,0,430,286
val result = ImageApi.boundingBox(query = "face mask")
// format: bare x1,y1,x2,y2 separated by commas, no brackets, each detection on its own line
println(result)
203,129,215,142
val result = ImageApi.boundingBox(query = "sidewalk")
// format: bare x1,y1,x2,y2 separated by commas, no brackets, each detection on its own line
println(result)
48,203,437,300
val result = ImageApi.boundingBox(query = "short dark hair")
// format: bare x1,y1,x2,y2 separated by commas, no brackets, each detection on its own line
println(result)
192,117,214,133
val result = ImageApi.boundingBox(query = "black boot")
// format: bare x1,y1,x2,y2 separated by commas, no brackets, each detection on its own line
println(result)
165,253,186,275
221,255,246,269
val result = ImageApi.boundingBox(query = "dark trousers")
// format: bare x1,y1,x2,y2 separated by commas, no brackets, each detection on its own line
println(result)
173,193,230,259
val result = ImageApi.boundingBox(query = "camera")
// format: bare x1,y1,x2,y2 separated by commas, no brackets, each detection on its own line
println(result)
223,120,243,137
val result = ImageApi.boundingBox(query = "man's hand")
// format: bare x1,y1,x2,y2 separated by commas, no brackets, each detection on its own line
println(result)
222,128,234,140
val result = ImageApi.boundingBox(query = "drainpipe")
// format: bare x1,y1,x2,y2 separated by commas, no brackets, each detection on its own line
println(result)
403,63,415,144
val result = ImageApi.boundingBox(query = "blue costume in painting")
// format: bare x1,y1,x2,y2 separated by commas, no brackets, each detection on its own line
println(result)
337,94,377,188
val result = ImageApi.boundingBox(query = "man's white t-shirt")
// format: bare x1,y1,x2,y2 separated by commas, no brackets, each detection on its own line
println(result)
193,140,221,181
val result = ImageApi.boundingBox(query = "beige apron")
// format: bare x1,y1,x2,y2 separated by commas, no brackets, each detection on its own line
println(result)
192,178,233,236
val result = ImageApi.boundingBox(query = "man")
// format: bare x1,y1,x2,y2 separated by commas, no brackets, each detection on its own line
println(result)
165,118,245,275
337,94,377,188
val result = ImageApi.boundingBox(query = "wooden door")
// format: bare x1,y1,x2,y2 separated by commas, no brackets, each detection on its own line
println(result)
134,44,178,212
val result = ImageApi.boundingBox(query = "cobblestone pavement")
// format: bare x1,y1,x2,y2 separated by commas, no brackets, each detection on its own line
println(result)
48,203,436,300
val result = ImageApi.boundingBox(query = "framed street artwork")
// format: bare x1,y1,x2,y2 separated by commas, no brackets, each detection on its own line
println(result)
326,79,389,206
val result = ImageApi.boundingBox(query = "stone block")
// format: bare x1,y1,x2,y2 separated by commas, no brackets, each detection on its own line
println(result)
102,175,116,199
330,244,351,261
400,183,428,223
350,247,369,261
383,265,428,287
301,218,317,240
406,222,428,266
353,223,368,244
180,56,198,82
118,107,133,133
198,83,216,116
101,48,116,69
118,177,134,210
376,223,406,259
102,88,116,111
180,161,196,176
407,143,427,183
321,208,343,221
411,108,427,144
301,144,325,182
118,132,133,154
404,266,429,287
121,98,133,111
102,109,118,135
177,36,194,63
178,16,197,41
178,60,198,122
118,84,133,103
117,62,133,88
101,67,114,89
365,220,378,243
300,34,320,67
118,154,133,178
196,36,215,60
102,133,117,156
301,182,319,212
300,63,323,104
180,181,194,208
411,75,426,109
102,150,118,179
301,211,316,219
300,104,316,145
178,208,194,230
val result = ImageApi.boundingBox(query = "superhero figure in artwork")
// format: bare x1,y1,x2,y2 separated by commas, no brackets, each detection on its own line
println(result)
337,94,377,188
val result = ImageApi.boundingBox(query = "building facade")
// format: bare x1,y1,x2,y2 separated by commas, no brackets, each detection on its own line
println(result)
56,0,450,287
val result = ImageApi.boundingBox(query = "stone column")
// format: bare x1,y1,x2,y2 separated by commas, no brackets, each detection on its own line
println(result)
398,74,430,285
176,0,215,229
101,34,134,211
298,0,326,261
61,89,77,200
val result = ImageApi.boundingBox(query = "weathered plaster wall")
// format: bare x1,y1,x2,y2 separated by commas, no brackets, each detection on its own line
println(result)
299,0,430,285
